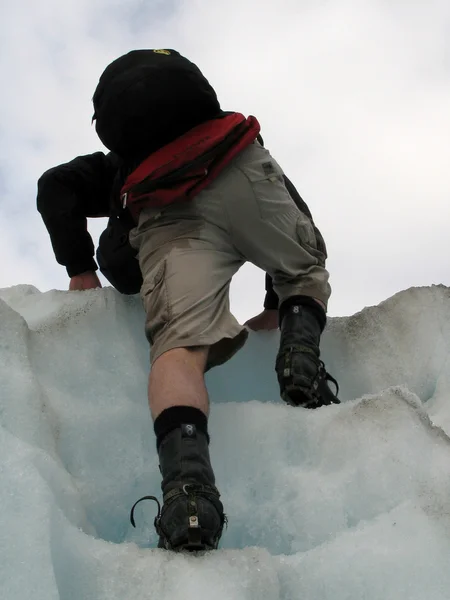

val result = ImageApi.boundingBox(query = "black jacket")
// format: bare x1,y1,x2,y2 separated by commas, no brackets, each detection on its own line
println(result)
37,151,318,310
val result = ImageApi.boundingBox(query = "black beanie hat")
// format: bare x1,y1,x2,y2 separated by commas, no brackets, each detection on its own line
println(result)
92,49,221,160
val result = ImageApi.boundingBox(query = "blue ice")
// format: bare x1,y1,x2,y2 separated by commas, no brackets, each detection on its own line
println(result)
1,283,450,599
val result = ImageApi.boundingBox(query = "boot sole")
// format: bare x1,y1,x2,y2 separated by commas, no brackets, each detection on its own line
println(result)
158,537,216,553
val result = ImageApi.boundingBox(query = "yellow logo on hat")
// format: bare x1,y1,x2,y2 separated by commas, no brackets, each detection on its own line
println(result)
153,49,171,55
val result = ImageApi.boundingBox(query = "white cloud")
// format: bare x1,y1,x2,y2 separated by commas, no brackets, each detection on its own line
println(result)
1,0,449,319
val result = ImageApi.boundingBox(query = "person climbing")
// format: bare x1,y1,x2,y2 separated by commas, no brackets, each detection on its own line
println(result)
37,48,339,553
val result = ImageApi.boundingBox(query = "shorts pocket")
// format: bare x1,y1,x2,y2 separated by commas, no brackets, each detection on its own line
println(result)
239,155,285,184
141,259,171,344
296,213,327,266
313,224,328,261
238,156,295,220
137,216,203,263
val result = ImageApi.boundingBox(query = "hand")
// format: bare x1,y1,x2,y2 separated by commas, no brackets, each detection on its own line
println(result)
69,271,102,291
244,309,279,331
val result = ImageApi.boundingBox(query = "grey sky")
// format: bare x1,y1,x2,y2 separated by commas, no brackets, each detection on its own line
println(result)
1,0,449,320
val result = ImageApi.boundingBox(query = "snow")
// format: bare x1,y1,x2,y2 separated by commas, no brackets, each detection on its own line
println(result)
1,283,450,600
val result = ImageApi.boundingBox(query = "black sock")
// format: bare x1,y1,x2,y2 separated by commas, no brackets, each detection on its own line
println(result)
279,295,327,331
154,406,209,450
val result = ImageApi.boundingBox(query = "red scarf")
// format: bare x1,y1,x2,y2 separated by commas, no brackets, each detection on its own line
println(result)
120,112,260,221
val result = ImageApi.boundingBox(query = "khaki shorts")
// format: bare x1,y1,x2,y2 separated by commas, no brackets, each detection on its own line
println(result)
129,142,331,369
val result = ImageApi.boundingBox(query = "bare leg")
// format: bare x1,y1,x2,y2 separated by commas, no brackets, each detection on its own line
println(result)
141,345,224,551
148,346,210,420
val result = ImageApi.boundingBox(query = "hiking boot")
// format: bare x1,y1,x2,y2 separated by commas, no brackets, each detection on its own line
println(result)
157,483,225,551
130,424,226,552
275,297,339,408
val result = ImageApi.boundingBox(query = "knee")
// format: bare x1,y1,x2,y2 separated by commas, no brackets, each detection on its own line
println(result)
153,346,209,373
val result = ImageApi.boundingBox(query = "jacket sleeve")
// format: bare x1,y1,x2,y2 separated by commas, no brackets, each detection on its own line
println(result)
263,174,324,311
37,152,119,277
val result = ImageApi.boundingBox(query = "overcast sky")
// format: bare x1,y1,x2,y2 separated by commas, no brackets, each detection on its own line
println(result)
1,0,449,320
